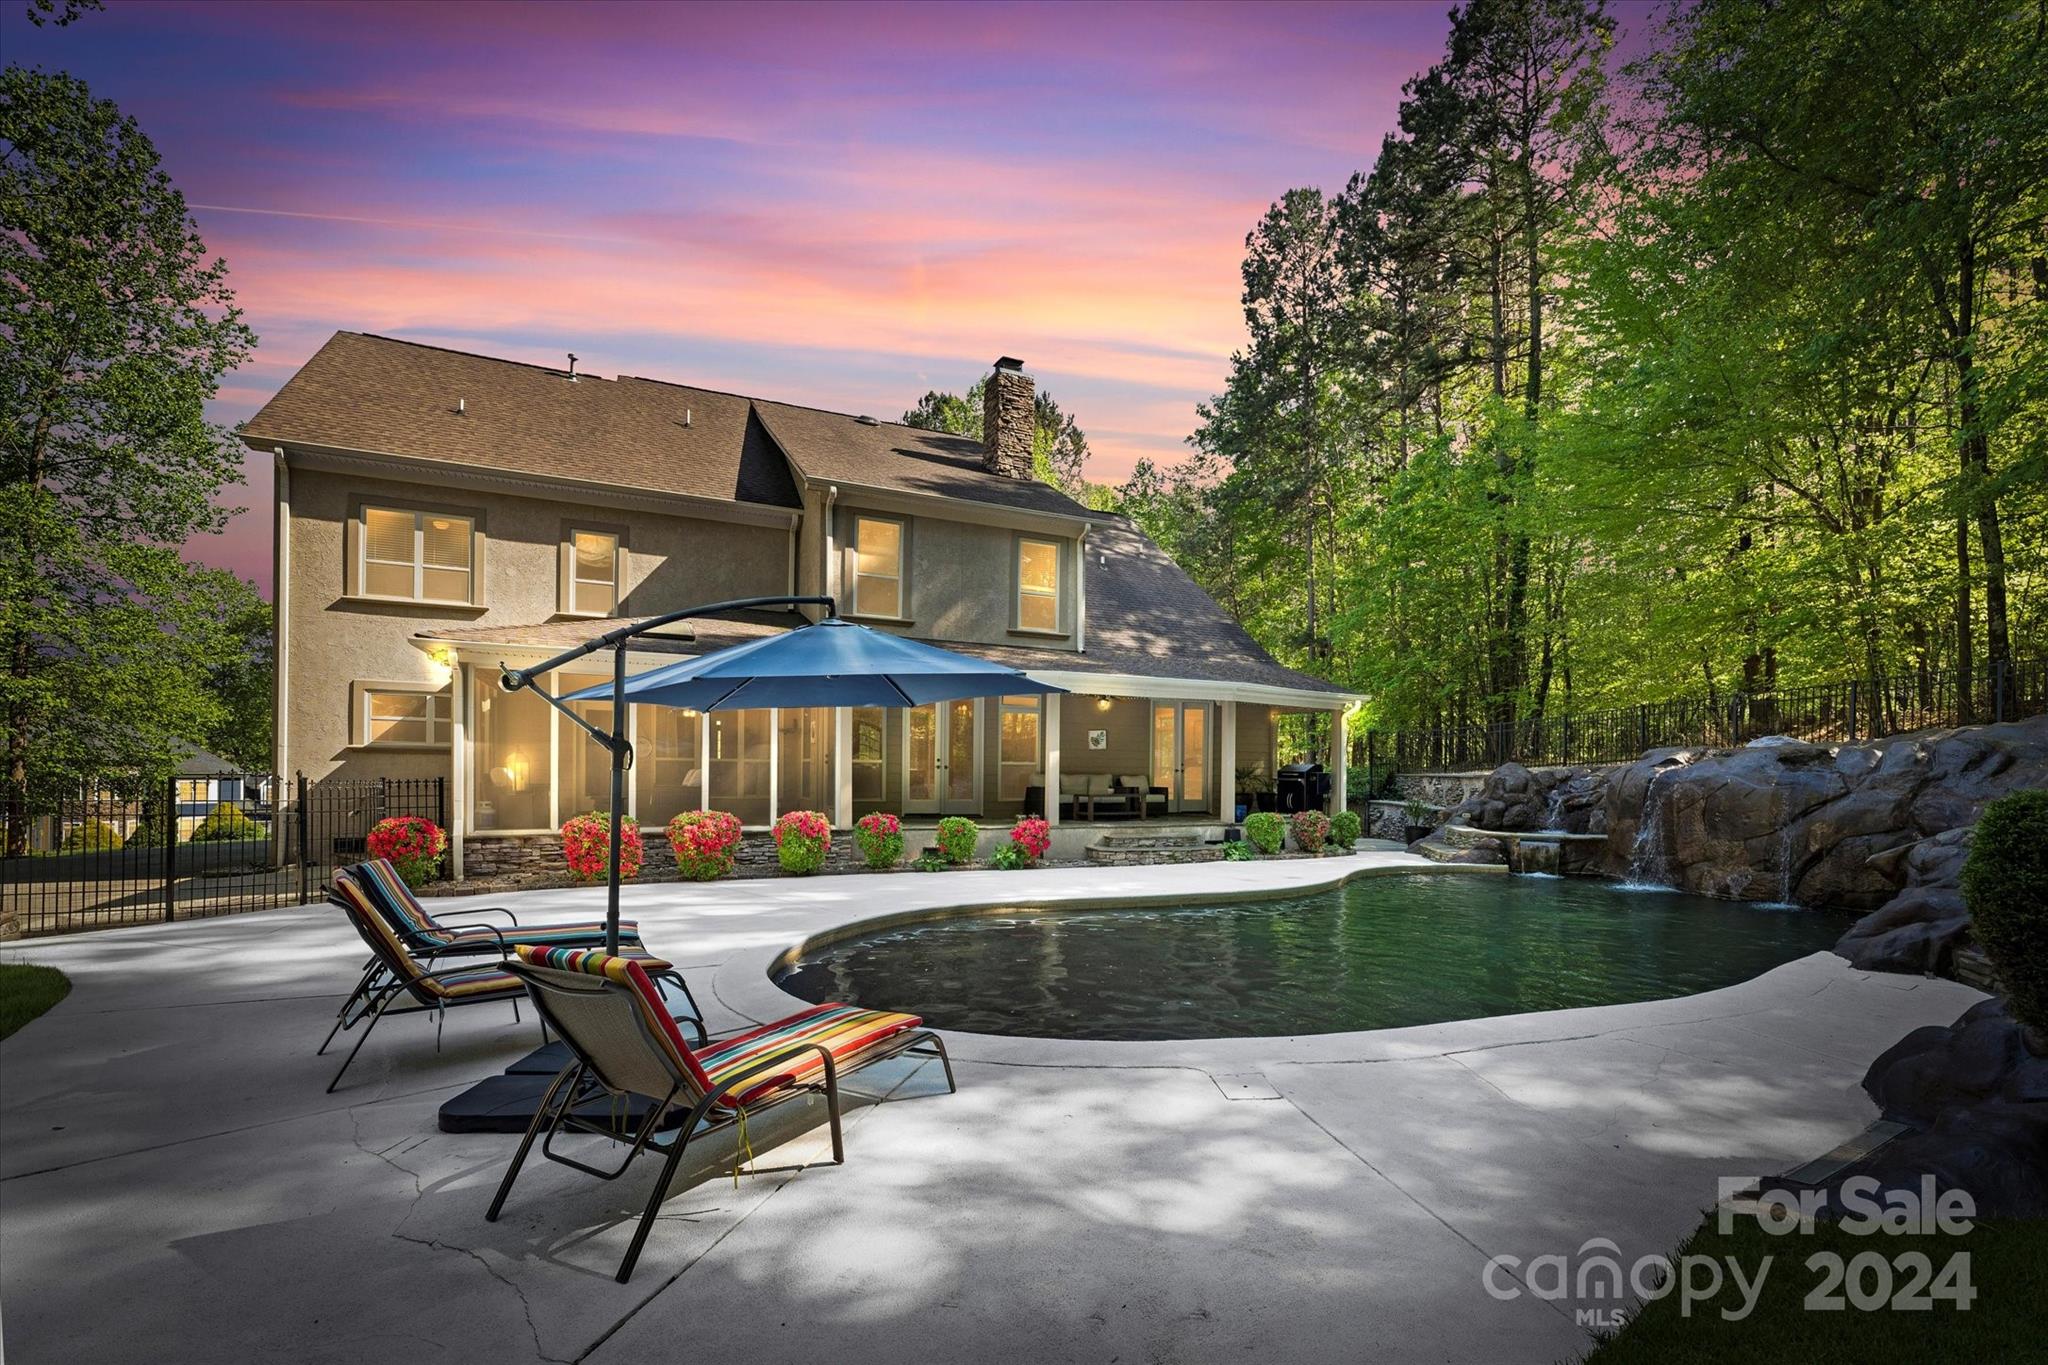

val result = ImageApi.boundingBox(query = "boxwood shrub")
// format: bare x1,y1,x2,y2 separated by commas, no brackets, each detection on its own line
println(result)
1243,811,1285,855
1960,789,2048,1041
935,816,980,864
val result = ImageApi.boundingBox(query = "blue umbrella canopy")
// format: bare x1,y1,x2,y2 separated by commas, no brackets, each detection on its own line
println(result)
563,616,1063,710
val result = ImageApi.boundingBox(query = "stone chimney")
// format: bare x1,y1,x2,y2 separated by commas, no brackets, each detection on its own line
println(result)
982,356,1034,479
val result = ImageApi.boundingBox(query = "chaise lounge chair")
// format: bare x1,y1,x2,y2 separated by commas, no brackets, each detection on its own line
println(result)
320,876,702,1093
486,945,955,1283
330,859,687,1031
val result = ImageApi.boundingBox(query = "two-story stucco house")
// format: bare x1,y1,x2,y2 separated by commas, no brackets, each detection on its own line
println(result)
246,333,1354,876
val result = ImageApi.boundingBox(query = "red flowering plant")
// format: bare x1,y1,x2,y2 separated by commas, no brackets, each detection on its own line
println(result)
1289,809,1332,855
1008,816,1052,864
853,811,905,870
561,811,643,883
667,810,743,881
773,809,832,875
366,815,446,887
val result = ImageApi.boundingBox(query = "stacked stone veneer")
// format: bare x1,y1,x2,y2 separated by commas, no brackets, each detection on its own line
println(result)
981,360,1036,479
441,831,874,894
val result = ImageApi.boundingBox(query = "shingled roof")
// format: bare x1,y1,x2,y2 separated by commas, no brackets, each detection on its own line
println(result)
245,332,1095,518
421,517,1347,697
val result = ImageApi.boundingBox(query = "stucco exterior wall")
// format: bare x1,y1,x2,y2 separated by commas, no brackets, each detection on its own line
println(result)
282,464,790,783
830,501,1078,650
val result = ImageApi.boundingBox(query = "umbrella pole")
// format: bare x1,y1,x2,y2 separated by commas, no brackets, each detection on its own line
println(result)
607,639,627,954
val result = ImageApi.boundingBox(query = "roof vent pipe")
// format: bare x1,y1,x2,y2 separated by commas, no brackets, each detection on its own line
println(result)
457,398,465,415
567,353,579,382
684,408,693,428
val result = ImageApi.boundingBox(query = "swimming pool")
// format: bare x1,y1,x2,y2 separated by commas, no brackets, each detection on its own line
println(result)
771,873,1855,1040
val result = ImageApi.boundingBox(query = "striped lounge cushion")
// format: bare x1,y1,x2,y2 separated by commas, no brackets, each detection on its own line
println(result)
353,859,642,948
695,1003,923,1108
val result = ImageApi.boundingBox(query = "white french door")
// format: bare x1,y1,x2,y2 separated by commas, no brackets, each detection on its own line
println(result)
905,699,981,814
1151,702,1210,814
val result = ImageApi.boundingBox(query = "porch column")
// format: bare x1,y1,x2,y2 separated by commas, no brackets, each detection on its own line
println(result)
1329,704,1348,817
1219,700,1237,821
451,663,468,881
833,707,852,829
1043,691,1061,827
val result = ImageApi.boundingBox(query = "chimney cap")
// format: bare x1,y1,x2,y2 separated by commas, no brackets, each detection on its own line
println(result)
993,356,1025,372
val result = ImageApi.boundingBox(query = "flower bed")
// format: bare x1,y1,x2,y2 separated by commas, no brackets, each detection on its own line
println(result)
366,815,446,886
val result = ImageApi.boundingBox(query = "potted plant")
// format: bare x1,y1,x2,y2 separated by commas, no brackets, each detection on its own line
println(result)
1233,766,1272,822
1402,798,1436,845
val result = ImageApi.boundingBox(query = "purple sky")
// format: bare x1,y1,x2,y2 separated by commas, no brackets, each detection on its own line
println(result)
6,0,1654,593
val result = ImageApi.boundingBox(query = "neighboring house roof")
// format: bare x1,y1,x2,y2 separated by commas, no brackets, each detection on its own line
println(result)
421,518,1348,698
173,746,243,776
750,400,1095,519
244,331,1096,519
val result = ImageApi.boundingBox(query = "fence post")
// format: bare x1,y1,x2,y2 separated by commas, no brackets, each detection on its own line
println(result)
1637,704,1648,753
162,773,177,923
376,776,389,827
297,771,311,906
436,776,448,839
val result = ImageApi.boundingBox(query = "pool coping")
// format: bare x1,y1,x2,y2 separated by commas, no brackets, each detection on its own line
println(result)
706,852,1871,1072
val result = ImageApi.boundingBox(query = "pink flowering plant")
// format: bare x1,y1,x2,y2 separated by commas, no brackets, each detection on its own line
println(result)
667,810,743,881
1290,809,1332,854
854,811,905,869
935,816,979,864
1008,816,1052,864
773,809,831,875
366,815,446,887
561,811,643,883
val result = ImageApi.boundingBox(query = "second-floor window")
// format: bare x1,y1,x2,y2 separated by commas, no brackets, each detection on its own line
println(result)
1017,537,1060,632
853,515,903,618
362,506,473,604
567,529,620,616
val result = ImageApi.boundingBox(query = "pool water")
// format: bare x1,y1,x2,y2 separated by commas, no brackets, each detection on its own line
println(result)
772,873,1856,1041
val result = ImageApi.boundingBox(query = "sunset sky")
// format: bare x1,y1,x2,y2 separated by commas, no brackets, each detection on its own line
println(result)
7,0,1650,591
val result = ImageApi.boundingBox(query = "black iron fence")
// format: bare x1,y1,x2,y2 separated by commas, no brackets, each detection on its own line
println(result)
1365,657,2046,782
2,772,444,939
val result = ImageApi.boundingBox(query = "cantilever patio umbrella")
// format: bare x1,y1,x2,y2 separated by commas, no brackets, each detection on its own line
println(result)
501,596,1063,951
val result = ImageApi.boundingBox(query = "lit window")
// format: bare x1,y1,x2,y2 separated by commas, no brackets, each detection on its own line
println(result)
568,530,619,616
1017,538,1059,632
361,507,473,604
998,694,1041,799
853,516,903,618
852,707,886,802
361,687,451,747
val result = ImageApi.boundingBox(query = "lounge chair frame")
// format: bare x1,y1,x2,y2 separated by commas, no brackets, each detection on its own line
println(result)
486,960,954,1283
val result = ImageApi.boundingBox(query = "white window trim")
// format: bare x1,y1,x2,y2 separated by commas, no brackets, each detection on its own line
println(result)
1016,536,1061,633
997,695,1042,801
850,514,906,620
354,682,453,749
359,506,475,606
565,528,622,618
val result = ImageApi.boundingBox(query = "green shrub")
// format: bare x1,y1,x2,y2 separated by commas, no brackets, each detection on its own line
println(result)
1223,840,1257,861
1331,809,1362,849
1291,809,1332,853
910,852,949,873
61,818,124,852
991,842,1033,870
1961,789,2048,1039
1243,811,1285,855
772,810,831,875
190,801,262,842
853,812,905,869
935,816,979,864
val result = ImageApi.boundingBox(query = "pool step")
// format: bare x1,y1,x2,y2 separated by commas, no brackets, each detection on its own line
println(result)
1085,831,1225,867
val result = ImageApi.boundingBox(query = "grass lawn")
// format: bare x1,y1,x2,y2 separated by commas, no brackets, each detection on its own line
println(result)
1583,1211,2048,1363
0,963,72,1040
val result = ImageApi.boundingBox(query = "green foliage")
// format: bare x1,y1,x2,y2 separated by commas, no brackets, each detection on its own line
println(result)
990,842,1033,871
1223,839,1258,862
852,813,904,870
1330,809,1362,849
1243,811,1285,855
1960,790,2048,1038
903,376,1098,499
1290,809,1332,854
1402,798,1432,824
934,816,979,864
909,852,949,873
189,801,261,842
2,68,260,854
59,817,121,852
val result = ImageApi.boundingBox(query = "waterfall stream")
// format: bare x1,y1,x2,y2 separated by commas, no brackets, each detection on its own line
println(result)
1621,767,1669,889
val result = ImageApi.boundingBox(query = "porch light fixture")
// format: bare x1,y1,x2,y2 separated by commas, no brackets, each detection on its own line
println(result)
1095,696,1113,711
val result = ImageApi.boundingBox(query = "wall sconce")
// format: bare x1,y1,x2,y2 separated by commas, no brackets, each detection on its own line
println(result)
1095,696,1113,712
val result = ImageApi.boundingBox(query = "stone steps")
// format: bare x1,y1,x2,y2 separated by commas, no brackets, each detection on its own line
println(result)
1085,832,1225,867
1414,840,1467,864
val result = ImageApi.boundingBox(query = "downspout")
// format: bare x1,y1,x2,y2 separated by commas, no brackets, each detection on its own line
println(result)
1076,524,1090,652
272,447,291,796
822,484,841,606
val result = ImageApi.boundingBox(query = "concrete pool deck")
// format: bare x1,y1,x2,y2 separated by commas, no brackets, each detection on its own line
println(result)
0,853,1983,1364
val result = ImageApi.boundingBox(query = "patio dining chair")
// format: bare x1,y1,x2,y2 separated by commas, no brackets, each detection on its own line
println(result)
320,877,702,1093
332,859,674,1025
486,945,955,1283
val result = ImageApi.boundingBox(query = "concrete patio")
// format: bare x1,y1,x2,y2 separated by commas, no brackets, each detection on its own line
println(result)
0,854,1982,1364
